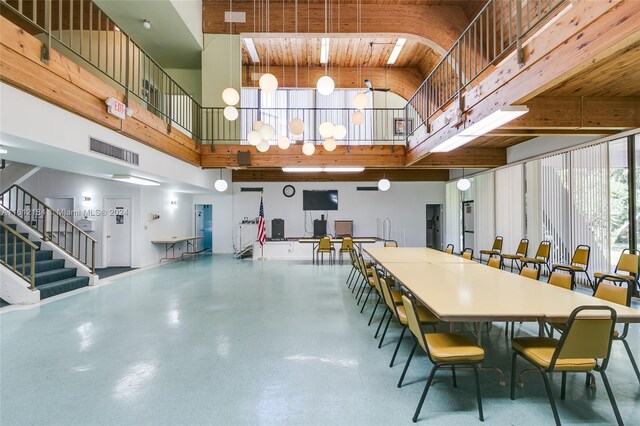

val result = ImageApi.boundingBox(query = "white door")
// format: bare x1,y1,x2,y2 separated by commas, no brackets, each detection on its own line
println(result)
105,198,132,267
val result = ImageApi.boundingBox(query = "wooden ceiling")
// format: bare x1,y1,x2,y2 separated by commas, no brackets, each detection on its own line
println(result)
241,36,440,77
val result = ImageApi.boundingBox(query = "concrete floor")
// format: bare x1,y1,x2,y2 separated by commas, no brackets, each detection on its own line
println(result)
1,255,639,425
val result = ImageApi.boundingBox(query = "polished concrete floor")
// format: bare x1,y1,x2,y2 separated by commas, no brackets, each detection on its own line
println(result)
1,256,639,425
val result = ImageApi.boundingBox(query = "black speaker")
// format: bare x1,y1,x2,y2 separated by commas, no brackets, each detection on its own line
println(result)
313,219,327,238
237,151,251,166
272,218,285,240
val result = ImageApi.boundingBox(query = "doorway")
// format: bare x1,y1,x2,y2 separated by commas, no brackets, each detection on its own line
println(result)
195,204,212,252
425,204,442,249
105,198,132,267
462,200,475,252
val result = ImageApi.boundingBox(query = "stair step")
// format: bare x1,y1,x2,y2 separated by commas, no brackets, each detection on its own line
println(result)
1,250,52,264
0,298,10,307
0,232,30,243
0,241,42,250
37,276,89,299
15,259,65,274
31,268,77,286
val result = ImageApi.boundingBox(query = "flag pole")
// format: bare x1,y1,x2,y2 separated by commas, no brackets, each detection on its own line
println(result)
258,191,266,260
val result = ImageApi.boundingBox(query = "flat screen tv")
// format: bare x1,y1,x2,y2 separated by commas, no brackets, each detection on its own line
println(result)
303,190,338,211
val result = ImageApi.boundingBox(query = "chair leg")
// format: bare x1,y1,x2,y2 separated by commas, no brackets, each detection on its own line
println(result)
510,352,518,400
451,365,457,388
599,370,624,426
368,297,380,326
360,287,373,313
412,365,439,423
390,326,407,367
620,338,640,385
398,341,417,388
346,268,355,287
560,371,567,400
375,309,387,338
357,283,368,305
472,364,484,422
378,313,392,348
585,273,593,289
540,370,561,426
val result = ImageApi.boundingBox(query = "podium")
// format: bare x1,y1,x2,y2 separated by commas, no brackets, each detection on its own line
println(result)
272,219,285,240
313,219,327,237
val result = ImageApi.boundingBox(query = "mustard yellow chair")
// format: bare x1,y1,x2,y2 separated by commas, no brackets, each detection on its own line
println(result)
548,271,574,290
594,249,639,296
520,267,540,280
510,305,622,426
316,235,335,265
338,236,353,265
479,236,503,263
444,244,454,255
377,277,438,367
552,245,592,288
401,293,485,423
488,256,502,269
520,240,552,275
346,248,359,288
501,239,529,272
462,248,473,260
384,240,398,247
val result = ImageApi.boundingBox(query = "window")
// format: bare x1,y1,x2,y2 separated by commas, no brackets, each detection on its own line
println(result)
608,138,629,268
635,135,640,251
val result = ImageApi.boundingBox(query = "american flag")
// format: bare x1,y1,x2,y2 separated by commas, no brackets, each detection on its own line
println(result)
257,195,266,246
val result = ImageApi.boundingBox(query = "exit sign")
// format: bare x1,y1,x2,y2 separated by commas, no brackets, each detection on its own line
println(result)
105,97,126,119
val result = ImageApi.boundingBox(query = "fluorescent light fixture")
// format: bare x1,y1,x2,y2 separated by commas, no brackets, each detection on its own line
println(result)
387,38,406,65
430,106,528,153
320,38,330,64
244,38,260,63
282,167,364,173
111,175,160,186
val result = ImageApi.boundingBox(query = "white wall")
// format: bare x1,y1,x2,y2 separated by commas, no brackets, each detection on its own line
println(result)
507,136,598,164
232,181,445,247
19,169,194,268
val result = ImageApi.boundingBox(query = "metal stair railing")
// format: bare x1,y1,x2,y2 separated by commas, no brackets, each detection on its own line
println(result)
0,219,37,289
0,185,96,274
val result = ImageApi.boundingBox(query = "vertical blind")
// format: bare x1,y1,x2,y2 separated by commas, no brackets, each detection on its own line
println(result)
495,164,525,254
445,182,462,252
540,153,571,265
473,172,496,254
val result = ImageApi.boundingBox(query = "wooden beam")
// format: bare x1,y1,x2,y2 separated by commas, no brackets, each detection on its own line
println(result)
410,148,506,168
232,168,449,182
0,16,201,166
243,66,424,101
406,0,640,165
201,145,406,168
488,129,620,137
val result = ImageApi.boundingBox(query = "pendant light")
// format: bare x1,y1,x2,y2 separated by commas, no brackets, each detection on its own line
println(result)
302,142,315,156
319,121,335,138
256,139,270,152
316,1,334,95
352,92,368,110
457,168,471,191
214,169,228,192
289,118,305,136
323,137,337,152
352,110,365,125
223,106,239,121
333,124,347,140
222,0,239,117
277,135,291,149
378,169,390,191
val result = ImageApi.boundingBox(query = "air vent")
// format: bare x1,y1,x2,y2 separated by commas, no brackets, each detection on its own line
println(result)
89,138,139,166
357,186,379,191
241,187,264,192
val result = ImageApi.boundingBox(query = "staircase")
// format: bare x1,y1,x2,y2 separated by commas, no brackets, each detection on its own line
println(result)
0,214,90,301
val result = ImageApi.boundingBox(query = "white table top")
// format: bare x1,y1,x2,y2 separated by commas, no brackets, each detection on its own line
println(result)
372,248,640,323
298,238,378,244
151,236,203,244
364,247,475,264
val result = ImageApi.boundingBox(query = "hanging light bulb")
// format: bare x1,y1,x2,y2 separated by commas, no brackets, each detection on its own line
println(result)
223,106,238,121
352,111,365,125
277,136,291,149
258,123,275,140
457,178,471,191
256,139,270,152
319,122,335,138
333,124,347,140
378,178,391,191
247,130,262,146
253,121,264,131
214,169,228,192
222,87,240,106
302,142,315,156
259,73,278,93
316,75,335,96
323,138,337,152
288,118,305,136
352,92,368,110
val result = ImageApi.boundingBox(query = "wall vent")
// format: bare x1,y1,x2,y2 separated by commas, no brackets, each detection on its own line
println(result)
356,186,379,191
241,187,264,192
89,138,139,166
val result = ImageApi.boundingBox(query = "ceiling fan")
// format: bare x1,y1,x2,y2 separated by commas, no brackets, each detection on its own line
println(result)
364,79,390,92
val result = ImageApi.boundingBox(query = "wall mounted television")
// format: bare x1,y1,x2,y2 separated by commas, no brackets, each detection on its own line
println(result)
303,190,338,210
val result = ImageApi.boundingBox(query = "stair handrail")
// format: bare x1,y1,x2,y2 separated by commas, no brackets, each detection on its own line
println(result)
0,220,37,289
0,184,96,274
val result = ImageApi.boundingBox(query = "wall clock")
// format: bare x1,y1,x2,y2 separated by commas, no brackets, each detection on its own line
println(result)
283,184,296,198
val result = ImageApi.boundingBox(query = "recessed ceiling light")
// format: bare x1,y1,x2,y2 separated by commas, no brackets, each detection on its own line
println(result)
111,175,159,186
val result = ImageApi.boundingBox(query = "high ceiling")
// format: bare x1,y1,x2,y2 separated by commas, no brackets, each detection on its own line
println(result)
241,36,440,77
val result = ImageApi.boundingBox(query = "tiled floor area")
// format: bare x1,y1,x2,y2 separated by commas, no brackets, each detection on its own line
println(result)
1,256,639,425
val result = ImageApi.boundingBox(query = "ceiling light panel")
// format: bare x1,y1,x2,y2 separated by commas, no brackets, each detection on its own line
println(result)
244,38,260,63
320,38,330,64
387,38,406,65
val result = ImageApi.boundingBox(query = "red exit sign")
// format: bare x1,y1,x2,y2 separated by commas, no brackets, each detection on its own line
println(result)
105,97,126,119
